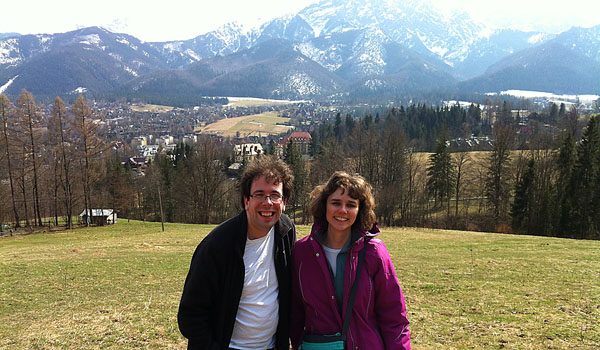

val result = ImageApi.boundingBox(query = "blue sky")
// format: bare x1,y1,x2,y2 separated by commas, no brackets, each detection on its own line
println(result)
1,0,599,42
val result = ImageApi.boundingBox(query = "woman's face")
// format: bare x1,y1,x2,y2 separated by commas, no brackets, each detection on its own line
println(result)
326,187,359,236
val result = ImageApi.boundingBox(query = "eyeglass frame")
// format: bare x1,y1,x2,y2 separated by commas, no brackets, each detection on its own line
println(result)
248,192,284,203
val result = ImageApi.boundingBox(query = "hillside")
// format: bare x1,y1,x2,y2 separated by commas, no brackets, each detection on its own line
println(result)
1,220,598,349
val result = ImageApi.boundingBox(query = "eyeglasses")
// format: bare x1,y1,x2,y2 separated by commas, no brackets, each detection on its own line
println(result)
249,192,283,203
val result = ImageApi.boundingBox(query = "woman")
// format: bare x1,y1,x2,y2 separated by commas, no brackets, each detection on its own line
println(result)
291,171,410,350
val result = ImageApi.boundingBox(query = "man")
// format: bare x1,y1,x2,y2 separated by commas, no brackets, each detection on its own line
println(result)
178,156,296,350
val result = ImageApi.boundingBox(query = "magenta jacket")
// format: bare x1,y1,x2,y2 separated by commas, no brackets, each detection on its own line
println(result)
291,223,411,350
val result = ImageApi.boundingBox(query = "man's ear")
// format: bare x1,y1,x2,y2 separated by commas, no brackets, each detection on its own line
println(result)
244,196,250,211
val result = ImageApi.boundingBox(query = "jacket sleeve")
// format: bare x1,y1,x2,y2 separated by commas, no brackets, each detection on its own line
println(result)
372,240,411,350
290,249,305,350
178,241,220,350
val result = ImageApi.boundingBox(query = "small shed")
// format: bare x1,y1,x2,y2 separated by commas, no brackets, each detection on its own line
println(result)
79,209,118,225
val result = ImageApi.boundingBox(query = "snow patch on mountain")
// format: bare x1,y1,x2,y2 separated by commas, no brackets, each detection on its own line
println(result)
109,53,123,62
429,45,448,57
364,78,385,90
0,39,21,65
123,66,139,77
528,33,547,44
117,37,138,50
37,34,52,45
164,42,183,52
283,72,323,96
184,49,201,61
500,89,599,102
71,87,87,94
350,28,387,76
0,75,18,94
79,34,102,47
296,42,343,71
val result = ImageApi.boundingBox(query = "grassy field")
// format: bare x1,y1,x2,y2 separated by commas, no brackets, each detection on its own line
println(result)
1,221,598,349
129,104,181,113
199,111,293,137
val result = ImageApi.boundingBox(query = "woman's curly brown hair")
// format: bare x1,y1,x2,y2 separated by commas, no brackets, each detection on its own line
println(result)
309,171,376,231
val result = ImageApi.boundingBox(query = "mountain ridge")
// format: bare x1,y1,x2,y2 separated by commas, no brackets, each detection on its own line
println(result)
1,1,598,100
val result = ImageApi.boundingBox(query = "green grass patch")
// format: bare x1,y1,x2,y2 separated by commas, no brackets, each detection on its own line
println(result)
1,222,599,349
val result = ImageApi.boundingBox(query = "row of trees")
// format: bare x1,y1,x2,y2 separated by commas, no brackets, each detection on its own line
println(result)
2,91,598,240
0,91,108,230
305,103,599,239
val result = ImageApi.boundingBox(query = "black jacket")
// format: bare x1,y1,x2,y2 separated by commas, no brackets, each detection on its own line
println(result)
178,211,296,350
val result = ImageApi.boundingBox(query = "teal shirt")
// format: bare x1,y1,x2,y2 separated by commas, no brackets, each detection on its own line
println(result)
332,240,351,314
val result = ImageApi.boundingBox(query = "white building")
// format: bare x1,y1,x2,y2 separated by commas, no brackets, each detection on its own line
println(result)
233,143,263,162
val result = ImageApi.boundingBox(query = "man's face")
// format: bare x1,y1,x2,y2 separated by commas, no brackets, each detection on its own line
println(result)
244,175,286,239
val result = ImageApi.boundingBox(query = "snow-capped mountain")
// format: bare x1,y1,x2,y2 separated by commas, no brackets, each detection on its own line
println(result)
127,39,345,99
297,0,486,63
150,0,550,80
149,22,252,68
0,0,598,99
461,25,600,94
0,27,166,95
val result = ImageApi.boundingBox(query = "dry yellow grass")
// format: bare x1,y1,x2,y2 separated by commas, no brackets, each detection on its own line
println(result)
199,111,292,137
129,104,180,113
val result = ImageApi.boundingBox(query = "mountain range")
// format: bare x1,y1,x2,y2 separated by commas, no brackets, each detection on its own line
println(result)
1,0,599,101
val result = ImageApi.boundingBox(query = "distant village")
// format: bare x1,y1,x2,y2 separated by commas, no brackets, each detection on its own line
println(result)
100,91,599,177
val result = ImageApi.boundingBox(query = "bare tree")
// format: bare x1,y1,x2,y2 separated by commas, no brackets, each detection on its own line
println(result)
17,90,43,226
48,97,76,228
376,120,407,226
0,94,20,227
453,151,471,217
172,137,231,224
71,95,105,226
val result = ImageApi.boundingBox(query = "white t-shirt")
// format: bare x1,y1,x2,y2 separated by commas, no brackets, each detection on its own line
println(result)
229,226,279,350
322,245,342,277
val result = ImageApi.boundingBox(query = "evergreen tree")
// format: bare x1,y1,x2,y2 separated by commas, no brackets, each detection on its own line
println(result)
569,116,600,239
485,124,513,223
548,103,559,124
558,103,566,119
556,132,576,237
284,140,307,222
344,114,355,134
334,113,343,141
266,139,277,156
426,129,455,216
511,159,535,234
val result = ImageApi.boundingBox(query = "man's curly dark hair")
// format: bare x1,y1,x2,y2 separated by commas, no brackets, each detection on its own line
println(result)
239,156,294,207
